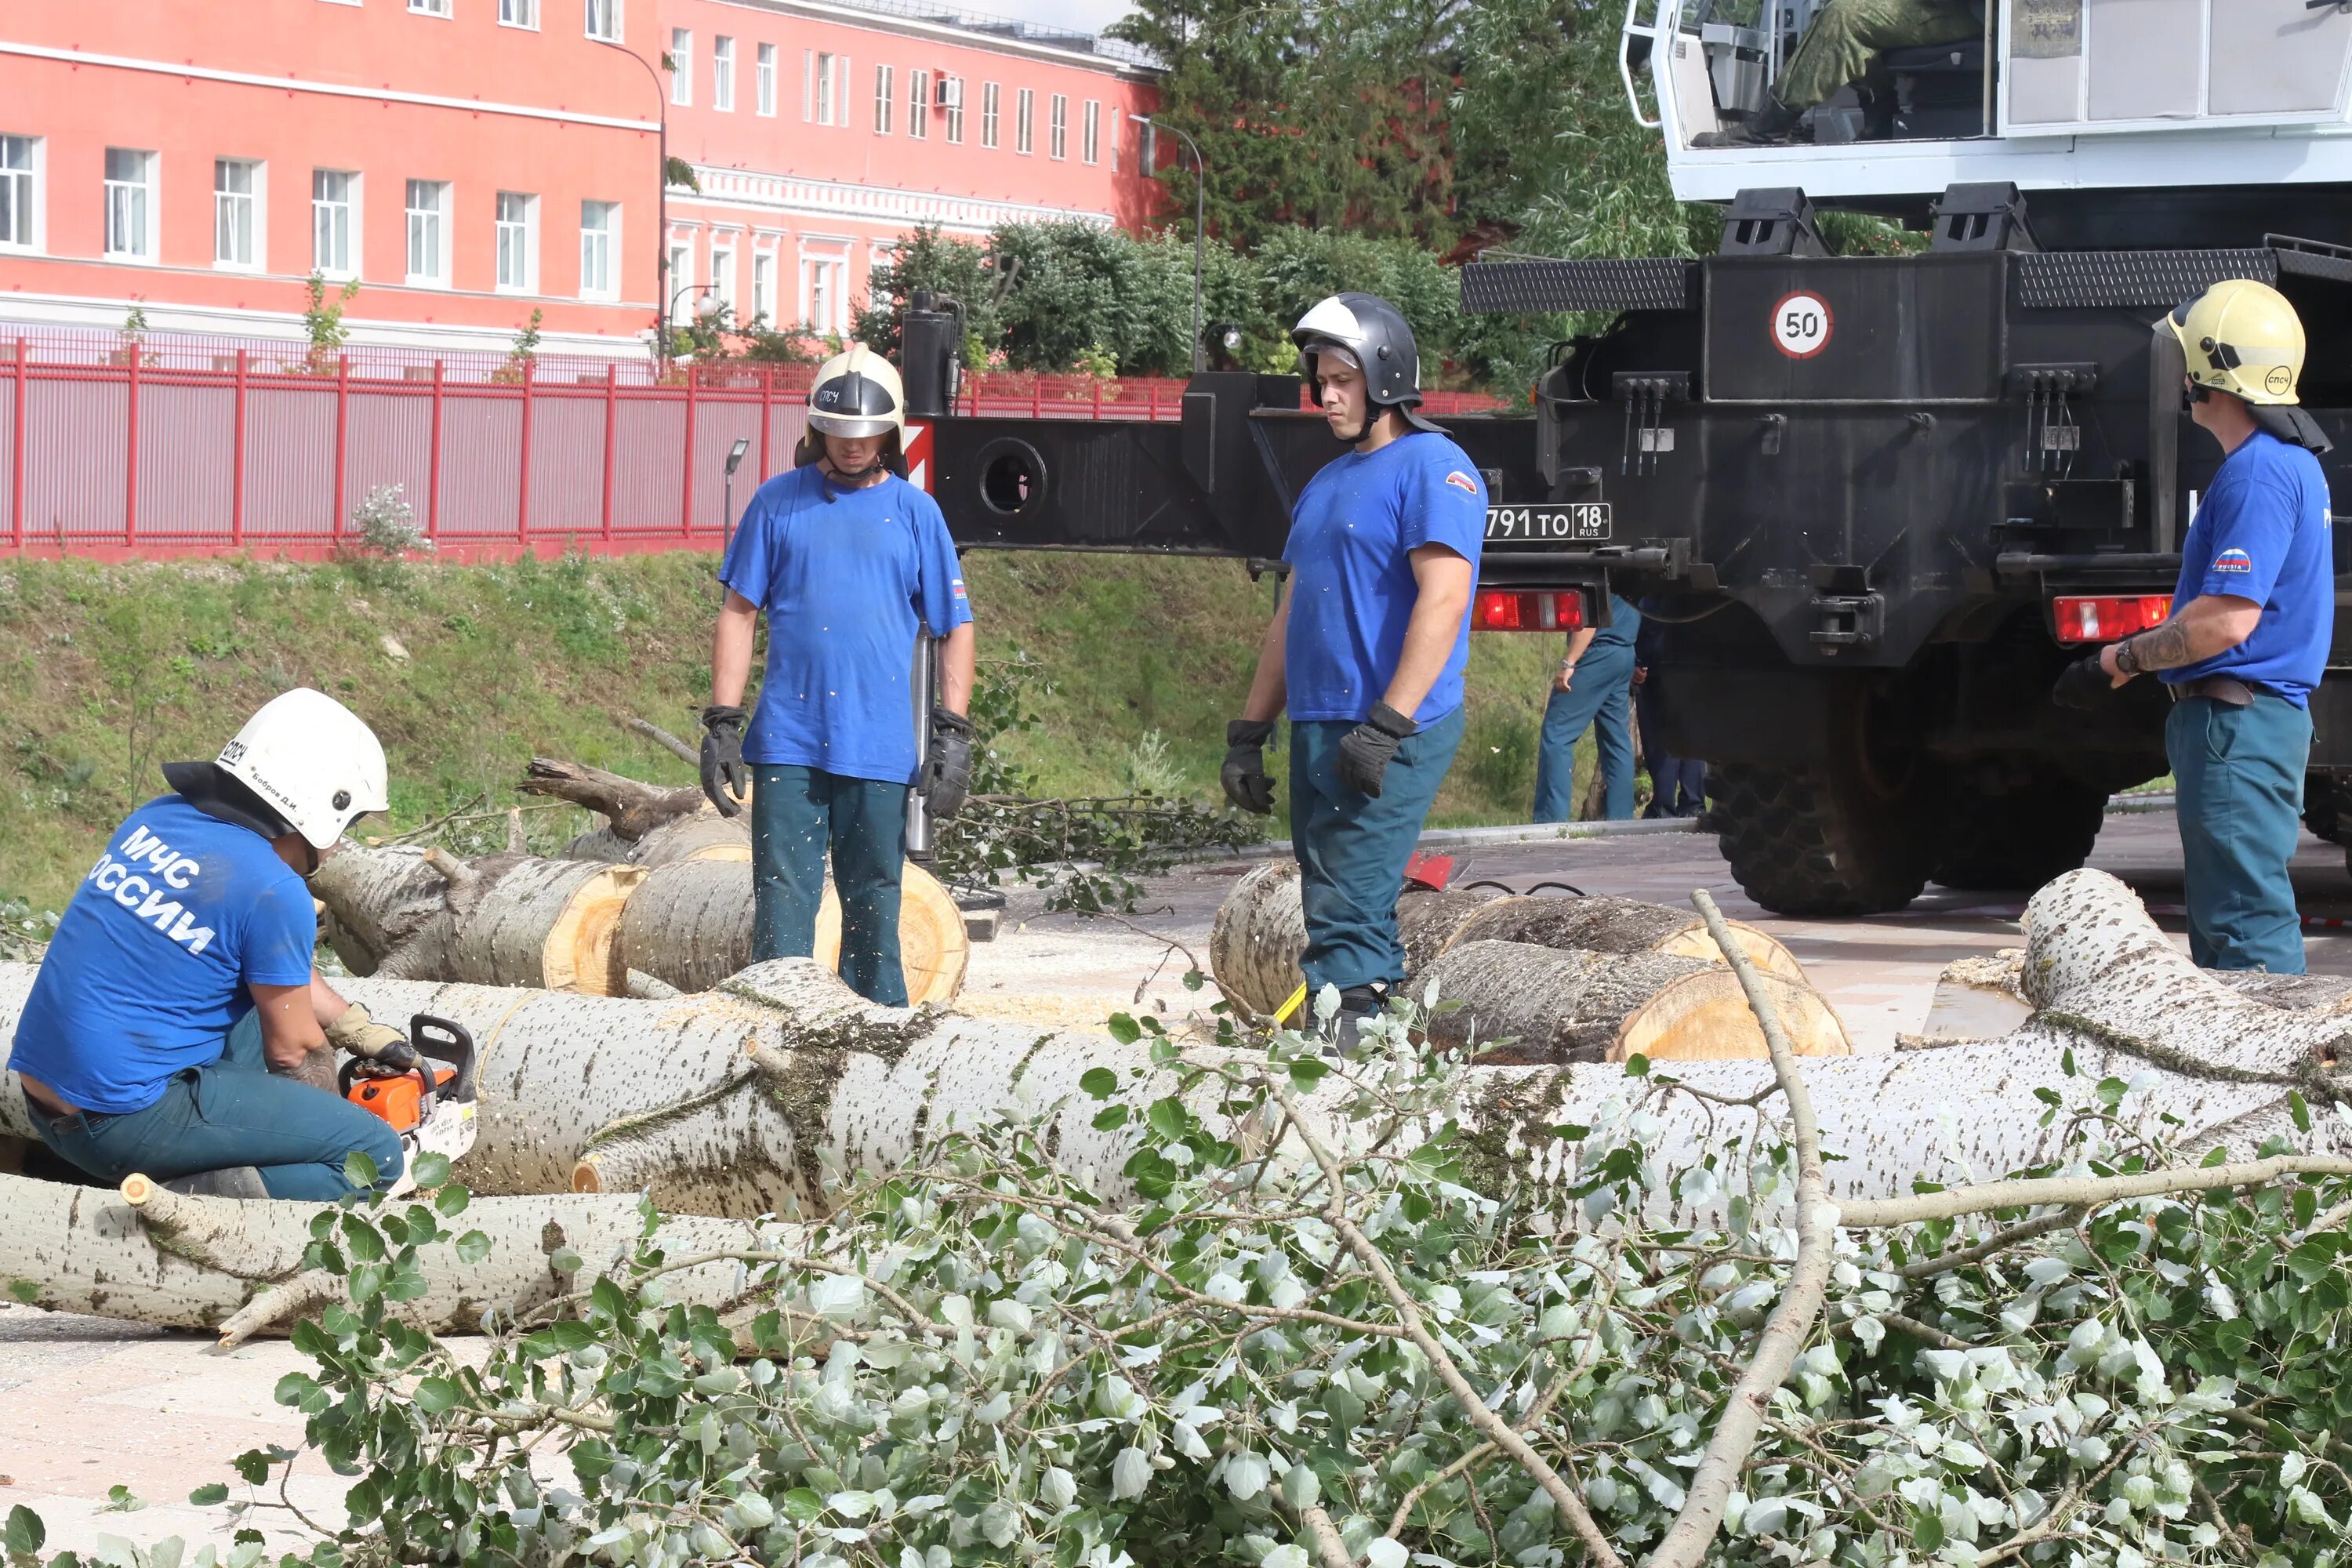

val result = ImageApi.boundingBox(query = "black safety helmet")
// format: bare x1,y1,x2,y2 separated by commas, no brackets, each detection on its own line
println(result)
1292,292,1443,437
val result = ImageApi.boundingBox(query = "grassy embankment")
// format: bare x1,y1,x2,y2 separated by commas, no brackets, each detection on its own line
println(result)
0,552,1579,916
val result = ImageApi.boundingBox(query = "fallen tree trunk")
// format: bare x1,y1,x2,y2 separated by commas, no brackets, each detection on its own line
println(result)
314,846,644,993
0,1171,776,1336
1425,940,1850,1062
1211,861,1809,1016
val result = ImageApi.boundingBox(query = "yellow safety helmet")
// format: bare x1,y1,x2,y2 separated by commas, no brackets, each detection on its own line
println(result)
2165,278,2306,406
807,343,906,442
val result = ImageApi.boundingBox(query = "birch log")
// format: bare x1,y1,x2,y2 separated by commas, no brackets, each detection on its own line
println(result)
1439,894,1807,986
1423,940,1850,1062
313,846,645,993
0,1171,779,1335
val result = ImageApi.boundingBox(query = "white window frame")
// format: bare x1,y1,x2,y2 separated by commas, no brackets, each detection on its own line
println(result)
499,0,538,27
405,178,451,286
670,29,691,106
751,249,775,325
579,199,618,299
0,135,38,253
713,36,734,111
710,241,736,315
1083,100,1100,164
495,190,538,293
312,168,358,278
942,76,964,143
214,158,263,271
815,52,836,124
908,69,929,139
408,0,452,16
800,255,846,335
1015,87,1033,154
103,147,157,262
757,42,777,116
1050,94,1068,160
667,241,692,321
981,82,1000,148
584,0,620,42
873,64,895,133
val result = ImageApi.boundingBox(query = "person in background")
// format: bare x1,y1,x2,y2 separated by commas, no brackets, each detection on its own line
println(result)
1634,607,1706,818
1698,0,1982,144
1532,593,1642,822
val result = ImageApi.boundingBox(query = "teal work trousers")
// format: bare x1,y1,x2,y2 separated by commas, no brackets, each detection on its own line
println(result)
2166,692,2310,973
751,764,909,1005
1289,706,1466,993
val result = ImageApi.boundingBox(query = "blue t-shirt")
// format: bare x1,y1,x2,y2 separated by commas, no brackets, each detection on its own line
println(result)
12,797,318,1115
1282,431,1487,724
1591,594,1642,652
719,467,975,785
2166,429,2334,707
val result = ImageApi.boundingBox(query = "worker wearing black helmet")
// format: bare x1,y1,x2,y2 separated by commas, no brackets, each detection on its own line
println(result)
1221,293,1485,1044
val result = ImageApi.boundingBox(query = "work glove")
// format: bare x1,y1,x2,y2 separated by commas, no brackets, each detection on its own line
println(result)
2051,655,2112,711
699,704,750,817
327,1003,419,1074
1221,719,1276,815
924,709,975,822
1337,703,1417,798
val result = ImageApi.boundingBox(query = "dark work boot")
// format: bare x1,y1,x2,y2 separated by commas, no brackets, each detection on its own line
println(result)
1693,96,1805,147
163,1167,270,1200
1327,983,1393,1056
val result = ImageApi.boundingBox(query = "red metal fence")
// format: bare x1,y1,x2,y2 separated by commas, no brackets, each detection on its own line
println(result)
0,325,1510,560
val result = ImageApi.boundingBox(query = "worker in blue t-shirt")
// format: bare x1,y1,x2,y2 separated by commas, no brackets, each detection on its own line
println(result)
9,689,409,1199
2056,280,2335,971
1531,593,1642,822
700,346,976,1005
1221,294,1483,1044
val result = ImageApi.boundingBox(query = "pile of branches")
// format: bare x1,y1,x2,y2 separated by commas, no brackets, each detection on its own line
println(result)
13,902,2349,1568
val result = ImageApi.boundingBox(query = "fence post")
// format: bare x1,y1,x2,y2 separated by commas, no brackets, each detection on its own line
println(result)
9,339,24,552
1033,377,1043,419
124,347,140,547
757,365,772,481
516,358,535,545
680,365,698,539
332,354,350,541
230,349,248,548
426,358,445,543
601,365,618,543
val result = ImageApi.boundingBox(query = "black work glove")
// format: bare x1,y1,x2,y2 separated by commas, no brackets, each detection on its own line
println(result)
924,709,975,822
1221,719,1276,815
1337,703,1417,798
699,704,750,817
2051,655,2113,711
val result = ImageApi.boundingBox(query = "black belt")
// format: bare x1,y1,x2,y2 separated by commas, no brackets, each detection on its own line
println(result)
2170,676,2276,706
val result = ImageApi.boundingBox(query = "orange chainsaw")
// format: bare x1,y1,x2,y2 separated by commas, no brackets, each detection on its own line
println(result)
339,1014,479,1198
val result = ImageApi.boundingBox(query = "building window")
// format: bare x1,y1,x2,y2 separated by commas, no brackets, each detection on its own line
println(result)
752,252,775,324
873,64,894,133
711,244,735,315
580,200,617,299
103,147,156,260
942,77,964,143
495,191,536,292
669,29,691,106
499,0,537,26
1015,88,1033,154
584,0,619,42
667,241,691,321
981,82,1000,149
214,158,260,269
312,169,355,277
757,43,776,116
0,136,36,252
1050,94,1068,160
409,0,452,15
711,36,734,111
405,178,449,285
1083,100,1100,164
908,70,929,139
814,52,836,124
803,256,844,334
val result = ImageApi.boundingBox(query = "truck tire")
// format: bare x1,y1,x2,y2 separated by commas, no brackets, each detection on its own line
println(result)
1709,761,1936,916
1929,776,2109,891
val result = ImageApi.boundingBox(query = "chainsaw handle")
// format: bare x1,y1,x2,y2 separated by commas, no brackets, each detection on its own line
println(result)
408,1014,479,1105
337,1055,435,1112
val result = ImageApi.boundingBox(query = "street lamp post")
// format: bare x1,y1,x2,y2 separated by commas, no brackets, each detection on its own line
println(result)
594,33,671,352
1131,114,1207,374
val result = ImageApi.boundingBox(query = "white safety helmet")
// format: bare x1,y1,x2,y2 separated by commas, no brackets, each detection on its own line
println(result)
807,343,907,442
215,688,390,850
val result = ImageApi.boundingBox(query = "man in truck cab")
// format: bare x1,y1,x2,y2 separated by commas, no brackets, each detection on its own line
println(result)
2056,280,2333,973
1220,293,1483,1047
1701,0,1982,145
10,689,412,1198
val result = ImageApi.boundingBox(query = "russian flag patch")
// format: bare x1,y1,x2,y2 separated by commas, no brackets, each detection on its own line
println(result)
2212,548,2253,574
1444,471,1479,495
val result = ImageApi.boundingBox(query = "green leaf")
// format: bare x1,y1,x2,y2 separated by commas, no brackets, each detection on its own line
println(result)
1091,1103,1131,1131
1624,1053,1650,1078
273,1373,320,1409
101,1485,143,1514
549,1247,584,1276
1287,1058,1329,1091
412,1377,463,1416
1146,1098,1189,1139
454,1231,492,1265
6,1505,46,1555
6,1279,38,1305
2290,1091,2314,1134
230,1451,271,1487
410,1152,452,1190
1080,1066,1120,1098
780,1489,827,1523
1182,969,1205,992
342,1151,379,1190
187,1485,229,1508
1105,1014,1142,1045
2060,1047,2078,1076
433,1183,470,1218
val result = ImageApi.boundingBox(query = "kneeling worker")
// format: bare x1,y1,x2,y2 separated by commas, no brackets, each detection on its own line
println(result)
11,689,411,1198
701,344,976,1004
1222,293,1483,1043
2056,279,2332,972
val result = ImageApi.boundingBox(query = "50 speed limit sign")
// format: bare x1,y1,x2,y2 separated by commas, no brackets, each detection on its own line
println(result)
1771,292,1833,358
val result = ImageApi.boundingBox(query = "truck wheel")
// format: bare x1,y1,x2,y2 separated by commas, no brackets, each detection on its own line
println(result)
1930,776,2109,891
1709,761,1936,916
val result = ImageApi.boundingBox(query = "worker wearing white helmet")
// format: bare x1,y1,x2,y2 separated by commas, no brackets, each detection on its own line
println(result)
702,343,978,1004
10,689,408,1198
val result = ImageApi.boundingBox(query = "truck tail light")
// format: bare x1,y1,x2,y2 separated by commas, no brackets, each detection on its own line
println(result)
2053,594,2172,644
1473,590,1588,631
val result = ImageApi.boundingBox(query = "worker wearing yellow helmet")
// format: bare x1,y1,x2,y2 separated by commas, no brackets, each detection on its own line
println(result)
701,343,977,1004
2056,278,2335,971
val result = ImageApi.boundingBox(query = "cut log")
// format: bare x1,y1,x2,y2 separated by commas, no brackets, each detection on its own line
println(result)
626,814,753,866
619,857,967,1002
517,758,710,842
312,846,644,994
1210,862,1808,1017
1422,940,1851,1063
0,1171,778,1336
